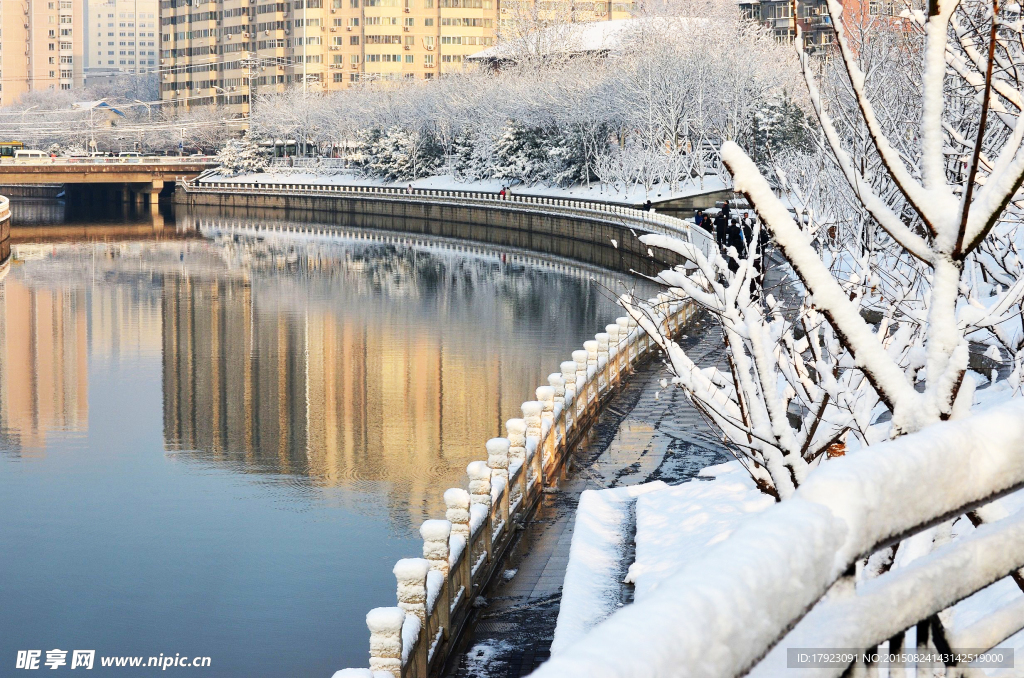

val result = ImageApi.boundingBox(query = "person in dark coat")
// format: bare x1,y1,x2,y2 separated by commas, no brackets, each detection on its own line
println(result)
725,218,746,273
714,210,729,253
643,199,653,212
694,209,704,229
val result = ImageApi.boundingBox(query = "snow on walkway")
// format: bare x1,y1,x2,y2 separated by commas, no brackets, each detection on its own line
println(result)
552,481,669,655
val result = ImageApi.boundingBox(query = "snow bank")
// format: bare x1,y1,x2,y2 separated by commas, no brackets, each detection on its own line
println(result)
552,481,669,655
626,463,774,601
531,399,1024,678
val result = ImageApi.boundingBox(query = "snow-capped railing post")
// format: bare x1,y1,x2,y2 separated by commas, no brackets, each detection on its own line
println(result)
549,372,566,409
522,401,544,487
485,439,510,537
467,460,493,564
572,350,589,422
596,333,610,395
536,386,556,471
419,519,452,665
506,418,527,508
560,361,578,435
393,558,429,677
615,317,630,376
627,318,639,365
444,487,472,622
367,607,406,678
606,324,621,386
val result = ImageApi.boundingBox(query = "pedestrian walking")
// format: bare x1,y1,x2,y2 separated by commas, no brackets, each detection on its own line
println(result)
499,187,506,199
644,199,653,212
726,217,747,274
694,209,704,229
714,209,729,253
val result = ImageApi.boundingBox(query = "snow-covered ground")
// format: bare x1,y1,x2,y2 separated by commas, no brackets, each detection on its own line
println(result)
198,169,728,206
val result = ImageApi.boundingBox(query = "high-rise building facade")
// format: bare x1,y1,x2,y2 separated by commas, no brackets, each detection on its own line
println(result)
159,0,634,117
0,0,85,106
84,0,160,83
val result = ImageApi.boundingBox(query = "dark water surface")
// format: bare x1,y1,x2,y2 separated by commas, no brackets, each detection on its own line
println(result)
0,200,648,677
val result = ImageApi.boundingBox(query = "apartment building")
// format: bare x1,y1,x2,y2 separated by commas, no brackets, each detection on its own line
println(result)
0,0,85,106
739,0,834,51
84,0,160,83
159,0,634,116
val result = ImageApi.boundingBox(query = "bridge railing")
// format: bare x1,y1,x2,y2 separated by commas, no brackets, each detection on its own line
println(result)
0,195,10,223
0,156,218,166
177,178,717,261
527,397,1024,678
327,292,696,678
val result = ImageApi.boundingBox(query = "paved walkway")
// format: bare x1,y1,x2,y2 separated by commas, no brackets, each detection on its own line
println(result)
449,314,729,678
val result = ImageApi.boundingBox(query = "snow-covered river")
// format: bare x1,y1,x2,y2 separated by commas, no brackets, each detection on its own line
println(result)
0,200,651,676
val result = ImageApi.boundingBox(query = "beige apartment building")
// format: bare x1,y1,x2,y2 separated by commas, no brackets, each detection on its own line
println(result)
84,0,160,83
159,0,633,116
0,0,85,106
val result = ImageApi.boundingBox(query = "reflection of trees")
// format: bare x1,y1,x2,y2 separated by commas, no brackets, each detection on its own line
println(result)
165,232,634,529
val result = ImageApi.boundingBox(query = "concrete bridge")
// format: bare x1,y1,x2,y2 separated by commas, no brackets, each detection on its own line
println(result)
0,157,217,206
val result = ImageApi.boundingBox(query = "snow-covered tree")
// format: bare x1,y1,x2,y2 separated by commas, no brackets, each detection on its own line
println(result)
216,132,269,175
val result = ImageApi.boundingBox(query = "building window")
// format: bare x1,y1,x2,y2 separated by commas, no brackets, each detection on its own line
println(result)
424,17,433,25
349,35,359,44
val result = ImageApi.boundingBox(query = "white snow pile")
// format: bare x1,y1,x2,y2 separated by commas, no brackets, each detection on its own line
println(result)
330,670,394,678
552,481,668,654
532,398,1024,678
625,462,775,601
462,639,514,678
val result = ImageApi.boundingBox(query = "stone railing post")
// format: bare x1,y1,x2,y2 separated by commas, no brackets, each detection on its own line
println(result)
421,519,452,649
536,385,556,468
629,317,641,358
595,333,610,394
506,418,527,509
467,461,492,508
444,488,470,541
616,317,630,373
549,373,565,408
522,400,544,486
466,461,493,563
486,437,510,487
395,558,429,625
420,519,451,576
367,607,405,678
573,349,589,420
536,386,555,428
393,558,429,676
560,360,578,433
606,324,621,386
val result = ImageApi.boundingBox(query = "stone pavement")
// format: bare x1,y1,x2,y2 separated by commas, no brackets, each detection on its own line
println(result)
448,314,729,678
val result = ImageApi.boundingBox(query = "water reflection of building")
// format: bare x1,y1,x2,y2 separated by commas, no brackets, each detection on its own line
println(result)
161,271,511,520
0,277,89,453
160,233,622,525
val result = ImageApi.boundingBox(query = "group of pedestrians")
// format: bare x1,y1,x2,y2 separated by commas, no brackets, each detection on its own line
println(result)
695,203,769,294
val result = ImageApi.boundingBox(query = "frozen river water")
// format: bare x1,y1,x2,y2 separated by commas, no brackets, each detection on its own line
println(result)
0,201,652,676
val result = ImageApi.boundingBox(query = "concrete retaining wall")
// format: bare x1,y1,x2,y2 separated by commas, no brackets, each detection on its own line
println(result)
177,190,687,278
